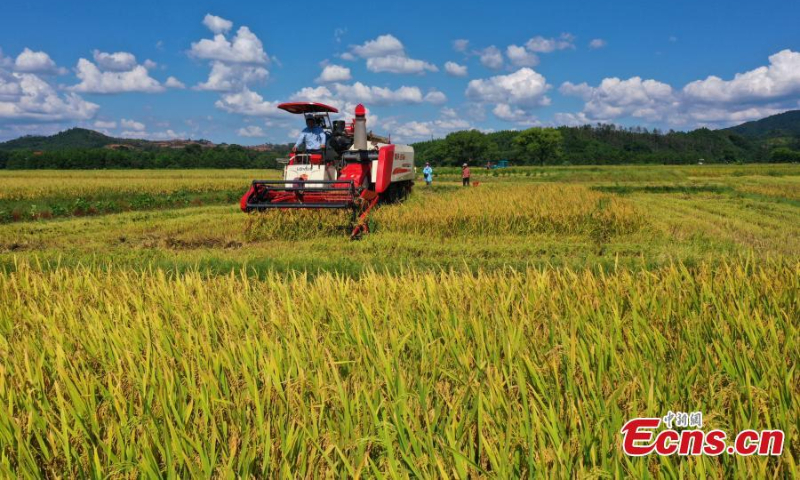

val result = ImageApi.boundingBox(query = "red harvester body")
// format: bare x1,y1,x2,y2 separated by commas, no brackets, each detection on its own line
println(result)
240,102,414,238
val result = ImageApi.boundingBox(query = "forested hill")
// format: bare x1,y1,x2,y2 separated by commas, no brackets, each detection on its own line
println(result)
723,110,800,138
0,145,291,170
412,110,800,166
0,128,292,170
0,127,266,151
0,128,148,151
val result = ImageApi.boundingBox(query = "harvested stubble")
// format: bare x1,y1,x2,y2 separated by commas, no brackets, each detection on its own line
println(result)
0,260,796,477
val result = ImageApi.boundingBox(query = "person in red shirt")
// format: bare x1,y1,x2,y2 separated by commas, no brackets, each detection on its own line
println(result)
461,163,471,186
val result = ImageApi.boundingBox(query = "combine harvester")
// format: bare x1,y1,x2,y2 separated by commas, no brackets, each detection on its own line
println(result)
240,102,414,238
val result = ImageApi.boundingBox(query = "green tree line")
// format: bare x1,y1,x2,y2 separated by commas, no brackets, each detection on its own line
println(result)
1,124,798,169
413,124,799,166
0,144,288,170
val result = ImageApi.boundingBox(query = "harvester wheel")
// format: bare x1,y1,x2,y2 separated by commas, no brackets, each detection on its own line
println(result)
380,181,412,204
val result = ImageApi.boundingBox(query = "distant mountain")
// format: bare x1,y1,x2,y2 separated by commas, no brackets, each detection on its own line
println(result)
0,128,148,151
724,110,800,138
0,127,282,152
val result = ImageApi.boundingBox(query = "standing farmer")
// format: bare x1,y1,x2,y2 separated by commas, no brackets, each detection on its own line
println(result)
423,162,433,186
461,163,471,187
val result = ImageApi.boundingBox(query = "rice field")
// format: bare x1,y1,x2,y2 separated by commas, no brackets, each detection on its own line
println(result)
0,170,280,223
0,165,798,477
0,170,272,201
243,184,643,241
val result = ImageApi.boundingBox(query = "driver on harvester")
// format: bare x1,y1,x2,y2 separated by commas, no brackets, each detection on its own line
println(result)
292,116,327,154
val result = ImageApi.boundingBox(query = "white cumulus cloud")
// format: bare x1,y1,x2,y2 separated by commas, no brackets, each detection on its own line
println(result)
478,46,504,70
165,76,186,89
444,61,468,77
559,77,675,121
333,82,425,105
350,34,405,58
238,125,266,137
291,85,337,105
93,120,117,129
316,64,352,83
558,51,800,127
683,49,800,105
685,105,786,124
466,68,551,107
121,118,145,131
0,71,99,121
347,34,437,75
441,107,458,118
92,50,138,72
281,81,439,122
0,70,21,99
366,55,437,74
203,14,233,35
452,39,470,53
119,128,184,140
190,25,269,64
214,88,282,117
525,33,576,53
506,45,539,67
424,90,447,104
195,61,268,91
191,16,271,93
387,115,472,142
493,103,539,124
553,111,592,126
589,39,607,49
70,58,165,94
14,48,65,74
0,48,11,69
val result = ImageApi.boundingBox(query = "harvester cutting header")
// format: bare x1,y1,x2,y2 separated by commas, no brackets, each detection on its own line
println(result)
240,102,414,238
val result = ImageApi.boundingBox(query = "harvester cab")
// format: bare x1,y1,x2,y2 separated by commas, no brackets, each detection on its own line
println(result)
240,102,415,238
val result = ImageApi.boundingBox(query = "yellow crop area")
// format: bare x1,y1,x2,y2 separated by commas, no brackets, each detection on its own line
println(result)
0,170,279,201
374,184,642,237
0,165,798,477
244,184,642,240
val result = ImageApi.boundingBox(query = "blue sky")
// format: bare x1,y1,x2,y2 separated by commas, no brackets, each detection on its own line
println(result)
1,0,799,144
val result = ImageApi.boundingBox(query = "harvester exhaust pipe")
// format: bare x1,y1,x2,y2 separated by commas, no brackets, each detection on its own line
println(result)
354,104,368,150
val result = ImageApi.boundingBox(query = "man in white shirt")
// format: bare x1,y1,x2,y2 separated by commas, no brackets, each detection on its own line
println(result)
293,116,327,153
